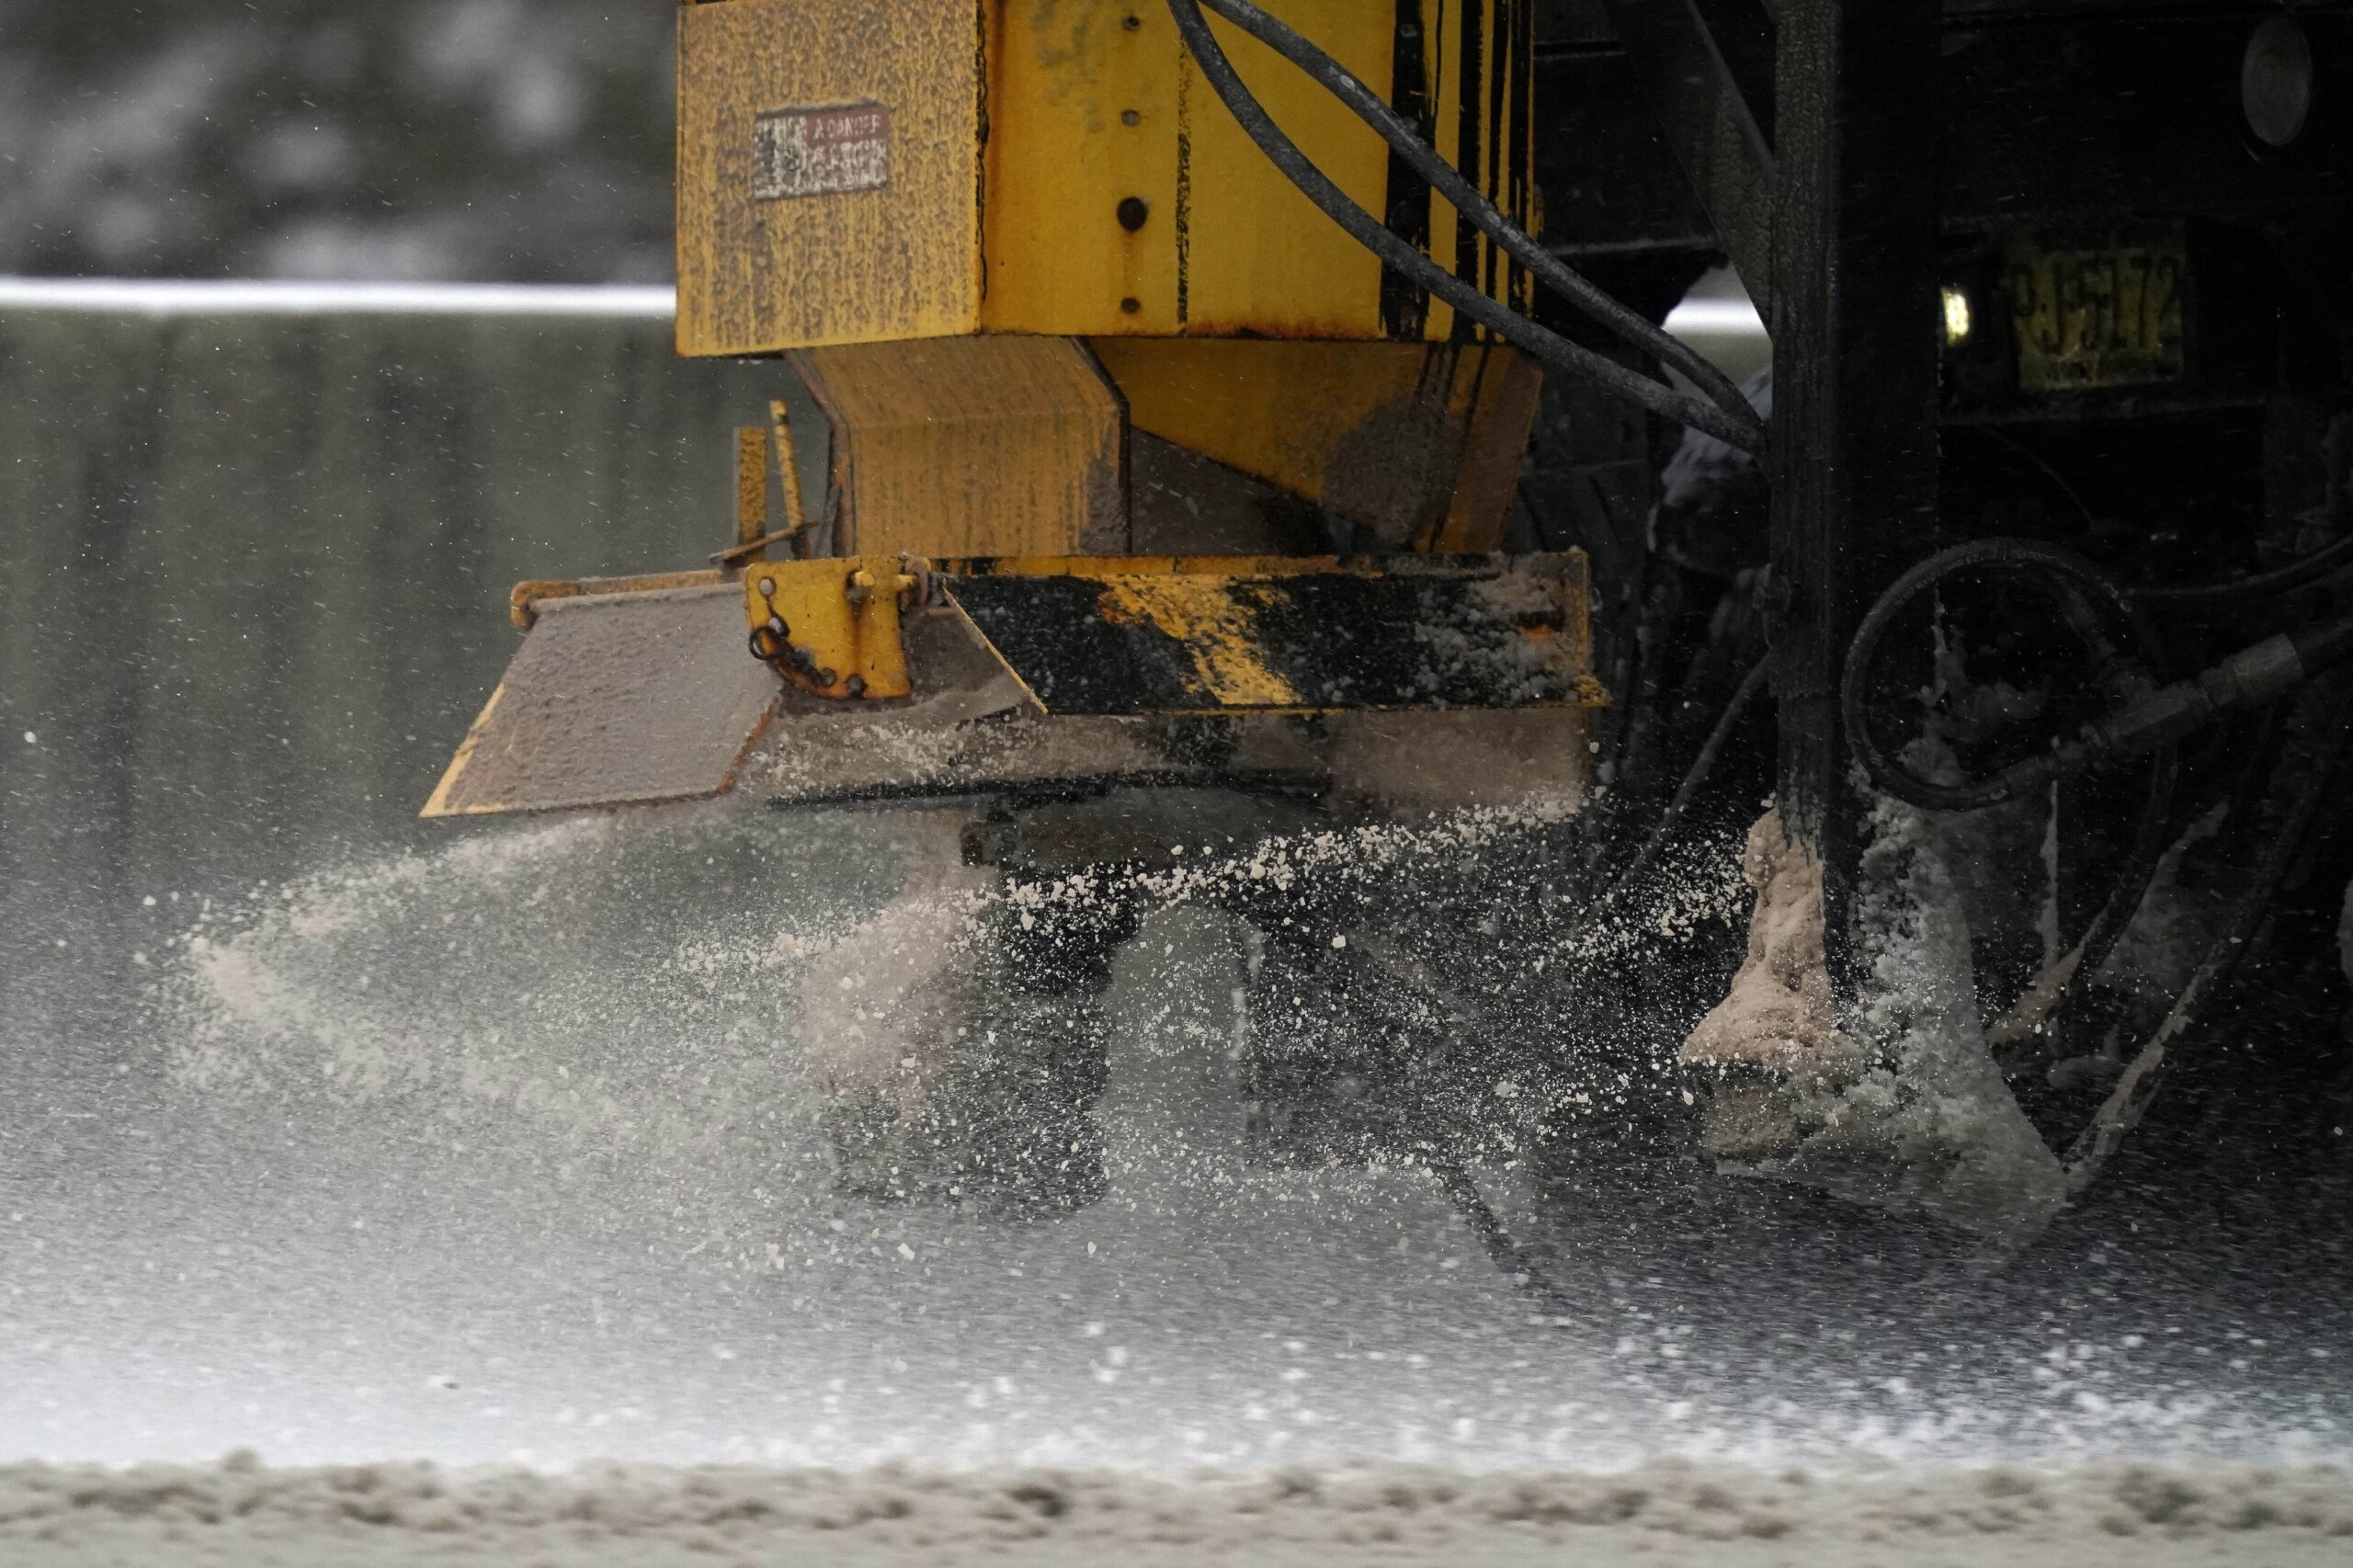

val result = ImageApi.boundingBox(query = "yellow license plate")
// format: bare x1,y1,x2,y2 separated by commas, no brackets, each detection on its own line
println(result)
2004,229,2188,392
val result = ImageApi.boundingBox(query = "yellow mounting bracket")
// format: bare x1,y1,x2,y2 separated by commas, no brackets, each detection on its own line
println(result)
745,556,925,700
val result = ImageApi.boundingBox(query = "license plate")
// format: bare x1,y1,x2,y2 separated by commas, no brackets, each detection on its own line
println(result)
2003,229,2188,393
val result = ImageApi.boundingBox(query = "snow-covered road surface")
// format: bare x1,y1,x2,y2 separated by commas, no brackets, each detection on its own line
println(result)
3,806,2348,1565
6,1454,2351,1567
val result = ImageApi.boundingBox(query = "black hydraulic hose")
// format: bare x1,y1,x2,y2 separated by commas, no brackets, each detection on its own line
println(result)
1853,540,2353,809
1184,0,1762,443
1164,0,1766,453
1959,610,2353,801
1843,539,2175,815
2133,530,2353,608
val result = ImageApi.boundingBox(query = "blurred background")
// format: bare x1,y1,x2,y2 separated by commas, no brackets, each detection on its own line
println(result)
0,1,730,1066
0,0,676,281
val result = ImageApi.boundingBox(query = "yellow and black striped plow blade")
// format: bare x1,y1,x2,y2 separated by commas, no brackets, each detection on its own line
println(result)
939,553,1597,716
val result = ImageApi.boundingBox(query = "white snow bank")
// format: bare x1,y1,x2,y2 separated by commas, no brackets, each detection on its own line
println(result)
2,1458,2347,1567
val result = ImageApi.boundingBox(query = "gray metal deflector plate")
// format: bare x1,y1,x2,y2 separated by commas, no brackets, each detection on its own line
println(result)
423,585,781,817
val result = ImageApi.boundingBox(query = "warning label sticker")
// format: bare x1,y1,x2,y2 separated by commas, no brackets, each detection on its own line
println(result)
752,102,892,200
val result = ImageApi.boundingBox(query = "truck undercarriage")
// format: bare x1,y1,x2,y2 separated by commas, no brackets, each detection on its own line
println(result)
417,0,2353,1279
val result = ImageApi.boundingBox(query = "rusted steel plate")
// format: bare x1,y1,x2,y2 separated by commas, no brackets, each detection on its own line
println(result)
422,585,780,817
941,553,1597,716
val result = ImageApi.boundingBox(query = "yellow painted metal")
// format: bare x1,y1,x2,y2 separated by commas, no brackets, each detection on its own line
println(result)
1092,338,1543,550
675,0,1534,356
1093,572,1304,708
770,399,810,543
1418,0,1535,332
1426,348,1546,553
948,552,1336,577
734,426,768,553
790,335,1128,560
981,0,1394,339
676,0,983,355
507,569,729,631
978,0,1189,340
714,408,817,568
937,551,1601,715
736,551,1378,711
746,556,921,700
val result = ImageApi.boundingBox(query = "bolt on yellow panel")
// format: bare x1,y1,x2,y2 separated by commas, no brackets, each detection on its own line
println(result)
979,1,1187,338
746,557,919,700
982,0,1393,339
